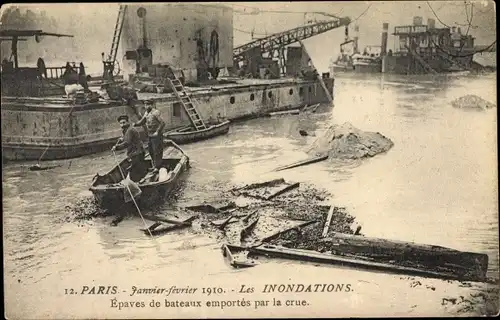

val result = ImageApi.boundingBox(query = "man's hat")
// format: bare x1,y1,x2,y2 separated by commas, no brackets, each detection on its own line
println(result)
117,115,129,122
144,99,155,105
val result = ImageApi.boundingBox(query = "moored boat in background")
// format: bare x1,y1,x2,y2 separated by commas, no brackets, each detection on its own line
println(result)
165,120,230,145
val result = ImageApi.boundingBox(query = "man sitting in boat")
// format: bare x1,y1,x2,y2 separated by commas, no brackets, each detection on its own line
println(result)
111,115,147,182
134,100,166,174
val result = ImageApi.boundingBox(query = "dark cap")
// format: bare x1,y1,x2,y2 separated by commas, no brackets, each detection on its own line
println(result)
117,115,129,122
144,99,155,105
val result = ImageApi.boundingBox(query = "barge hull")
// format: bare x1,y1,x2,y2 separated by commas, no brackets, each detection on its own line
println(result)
1,78,334,161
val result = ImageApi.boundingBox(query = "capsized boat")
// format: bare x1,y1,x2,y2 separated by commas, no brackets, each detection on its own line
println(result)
89,145,189,210
164,120,230,144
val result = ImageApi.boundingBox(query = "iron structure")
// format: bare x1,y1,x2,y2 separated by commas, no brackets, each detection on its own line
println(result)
233,16,351,65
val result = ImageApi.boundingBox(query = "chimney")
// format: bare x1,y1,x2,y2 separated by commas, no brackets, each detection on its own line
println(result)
413,16,423,26
457,27,461,34
353,24,360,53
427,18,435,29
381,23,389,56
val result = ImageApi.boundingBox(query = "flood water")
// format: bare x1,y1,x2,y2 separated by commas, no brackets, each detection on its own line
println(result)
3,72,498,318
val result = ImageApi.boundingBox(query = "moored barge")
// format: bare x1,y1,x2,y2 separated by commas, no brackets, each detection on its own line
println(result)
1,3,336,161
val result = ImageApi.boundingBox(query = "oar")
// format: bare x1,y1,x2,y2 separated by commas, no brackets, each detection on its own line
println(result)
112,150,153,237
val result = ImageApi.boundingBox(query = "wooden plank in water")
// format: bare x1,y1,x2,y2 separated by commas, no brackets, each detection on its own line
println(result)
145,223,190,236
141,214,197,226
221,244,257,268
301,103,320,113
227,244,483,281
321,206,335,237
264,181,300,200
211,214,237,229
261,220,319,243
185,200,236,213
310,103,320,113
232,178,285,193
274,154,329,172
240,212,260,241
318,233,488,282
269,109,300,116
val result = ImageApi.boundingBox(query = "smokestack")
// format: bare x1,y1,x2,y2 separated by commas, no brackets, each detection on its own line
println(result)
381,23,389,56
457,27,461,34
354,24,359,53
427,18,435,29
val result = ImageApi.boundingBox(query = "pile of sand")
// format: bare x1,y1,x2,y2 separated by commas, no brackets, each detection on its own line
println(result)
308,122,394,159
451,95,496,110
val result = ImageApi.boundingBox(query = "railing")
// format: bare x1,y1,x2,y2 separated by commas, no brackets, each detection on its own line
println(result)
394,25,428,35
45,64,81,79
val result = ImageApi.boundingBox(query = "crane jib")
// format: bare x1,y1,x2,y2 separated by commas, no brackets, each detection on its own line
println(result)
233,17,351,62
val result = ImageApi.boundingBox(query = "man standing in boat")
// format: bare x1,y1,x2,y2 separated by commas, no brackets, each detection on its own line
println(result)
111,115,147,182
134,99,166,173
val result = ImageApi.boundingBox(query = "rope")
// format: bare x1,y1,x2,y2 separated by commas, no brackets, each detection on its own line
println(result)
112,150,154,237
350,4,372,23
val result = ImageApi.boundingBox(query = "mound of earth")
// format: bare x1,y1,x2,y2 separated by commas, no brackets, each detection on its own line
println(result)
308,122,394,159
451,95,496,110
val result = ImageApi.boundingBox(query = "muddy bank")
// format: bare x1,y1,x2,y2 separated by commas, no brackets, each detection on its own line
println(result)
308,122,394,159
451,95,496,110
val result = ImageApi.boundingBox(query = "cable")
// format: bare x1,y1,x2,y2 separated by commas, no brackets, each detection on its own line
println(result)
230,3,344,19
234,27,268,36
429,36,496,58
426,1,452,28
459,1,473,52
350,4,372,23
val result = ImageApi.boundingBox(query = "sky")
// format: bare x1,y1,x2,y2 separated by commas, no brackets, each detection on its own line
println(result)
0,1,496,73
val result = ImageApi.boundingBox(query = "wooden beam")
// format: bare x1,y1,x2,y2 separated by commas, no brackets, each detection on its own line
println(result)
264,182,300,200
232,178,285,193
321,206,335,237
318,233,488,281
261,220,319,243
141,214,197,226
274,154,328,172
227,244,486,281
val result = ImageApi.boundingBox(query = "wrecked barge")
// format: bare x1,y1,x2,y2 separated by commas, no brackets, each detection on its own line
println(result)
114,177,490,283
1,3,342,161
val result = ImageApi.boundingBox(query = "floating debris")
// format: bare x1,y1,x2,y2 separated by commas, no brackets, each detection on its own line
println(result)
308,122,394,159
451,94,496,110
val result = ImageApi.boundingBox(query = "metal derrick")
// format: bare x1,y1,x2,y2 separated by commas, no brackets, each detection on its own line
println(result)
233,17,352,64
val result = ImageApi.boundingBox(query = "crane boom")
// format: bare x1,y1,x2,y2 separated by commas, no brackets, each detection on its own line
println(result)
233,16,351,63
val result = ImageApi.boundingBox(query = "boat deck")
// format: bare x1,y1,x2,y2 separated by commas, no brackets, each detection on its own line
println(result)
136,77,312,100
1,77,313,107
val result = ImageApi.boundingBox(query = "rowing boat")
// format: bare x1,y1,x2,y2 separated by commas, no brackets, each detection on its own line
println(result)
89,146,189,211
165,120,230,144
